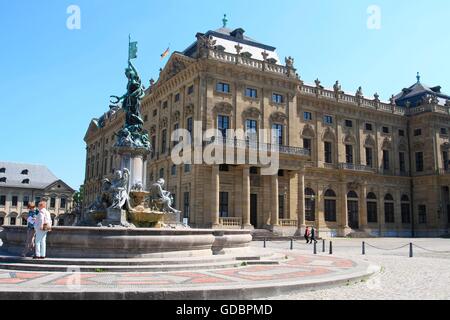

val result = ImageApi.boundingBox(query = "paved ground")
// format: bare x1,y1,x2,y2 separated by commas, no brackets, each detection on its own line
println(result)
254,238,450,300
0,247,374,300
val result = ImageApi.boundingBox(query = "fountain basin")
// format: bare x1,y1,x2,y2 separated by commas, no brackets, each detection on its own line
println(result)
0,226,252,259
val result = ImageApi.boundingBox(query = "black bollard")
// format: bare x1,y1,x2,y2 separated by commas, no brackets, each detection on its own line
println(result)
329,241,333,255
362,241,366,255
314,241,317,255
409,243,413,258
290,238,294,250
322,239,326,253
264,238,266,248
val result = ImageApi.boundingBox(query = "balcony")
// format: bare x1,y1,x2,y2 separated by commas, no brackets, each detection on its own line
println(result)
279,219,298,227
219,217,242,229
338,163,376,173
204,138,310,157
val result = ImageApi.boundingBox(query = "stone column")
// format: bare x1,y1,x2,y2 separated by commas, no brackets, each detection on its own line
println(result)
360,183,368,230
211,165,220,228
271,175,279,226
378,187,385,236
340,181,349,235
297,170,306,231
242,167,252,229
395,189,402,235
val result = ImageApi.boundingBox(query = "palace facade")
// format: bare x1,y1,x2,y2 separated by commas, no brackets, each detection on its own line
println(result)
0,162,75,227
84,25,450,237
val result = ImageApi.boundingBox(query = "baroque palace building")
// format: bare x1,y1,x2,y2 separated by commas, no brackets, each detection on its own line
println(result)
84,24,450,237
0,162,75,227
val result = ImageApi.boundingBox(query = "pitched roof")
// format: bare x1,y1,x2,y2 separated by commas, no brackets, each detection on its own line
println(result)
0,161,61,189
394,80,450,107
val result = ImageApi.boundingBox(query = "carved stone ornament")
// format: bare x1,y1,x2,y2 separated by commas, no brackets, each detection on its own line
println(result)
185,104,194,116
285,56,294,68
242,107,261,119
159,117,168,129
270,112,288,124
172,110,181,122
213,102,233,115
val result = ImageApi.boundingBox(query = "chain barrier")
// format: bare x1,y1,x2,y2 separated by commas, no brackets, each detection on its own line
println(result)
412,244,450,254
365,243,411,251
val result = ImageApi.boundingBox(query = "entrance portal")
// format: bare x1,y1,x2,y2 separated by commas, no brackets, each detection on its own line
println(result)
250,194,258,228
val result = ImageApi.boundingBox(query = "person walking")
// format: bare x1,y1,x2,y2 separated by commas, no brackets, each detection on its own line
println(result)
21,202,38,257
34,201,52,260
304,226,311,244
310,226,318,244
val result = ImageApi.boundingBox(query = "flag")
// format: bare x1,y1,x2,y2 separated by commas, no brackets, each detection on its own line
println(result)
129,41,138,60
161,47,170,60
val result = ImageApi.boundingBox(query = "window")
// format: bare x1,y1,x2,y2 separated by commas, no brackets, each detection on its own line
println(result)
304,112,312,121
272,124,284,145
250,167,258,174
324,142,333,164
278,170,284,177
0,168,5,173
218,115,230,139
0,177,6,183
401,196,411,224
345,120,353,128
0,195,6,206
245,120,258,143
153,109,157,117
382,127,389,134
187,117,193,142
0,217,3,225
384,194,395,223
414,129,422,136
365,123,373,131
415,152,424,172
35,197,41,205
383,150,390,170
159,168,165,179
23,196,29,207
278,195,285,219
345,145,353,164
187,85,194,95
184,164,191,173
367,193,378,223
171,165,177,176
443,151,449,171
219,164,229,172
151,136,156,158
216,82,230,93
399,129,405,137
161,129,167,154
174,93,180,102
418,205,427,224
399,152,406,173
303,139,312,154
440,128,448,135
183,192,190,220
162,101,168,109
22,217,27,225
324,190,337,222
10,217,16,226
173,123,179,146
11,196,18,207
60,198,66,209
366,147,373,167
245,88,257,98
144,115,148,122
324,115,333,125
272,93,284,104
21,169,29,175
305,188,316,222
58,219,65,226
219,192,229,218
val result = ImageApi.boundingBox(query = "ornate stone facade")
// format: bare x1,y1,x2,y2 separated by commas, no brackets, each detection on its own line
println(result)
84,26,450,237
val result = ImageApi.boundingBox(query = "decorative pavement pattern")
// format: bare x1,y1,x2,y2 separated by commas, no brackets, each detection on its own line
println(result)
0,252,376,299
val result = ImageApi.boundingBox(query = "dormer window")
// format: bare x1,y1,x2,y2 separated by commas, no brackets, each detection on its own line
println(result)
22,179,30,184
230,28,245,40
21,169,29,175
0,168,5,173
0,177,6,183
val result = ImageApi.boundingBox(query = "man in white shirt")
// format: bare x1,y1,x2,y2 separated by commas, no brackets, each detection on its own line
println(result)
34,201,52,259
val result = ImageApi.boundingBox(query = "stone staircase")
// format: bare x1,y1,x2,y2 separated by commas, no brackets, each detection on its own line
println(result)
346,231,376,238
0,250,284,273
251,229,304,241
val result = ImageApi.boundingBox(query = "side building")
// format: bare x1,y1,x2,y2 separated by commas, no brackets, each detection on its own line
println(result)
0,162,75,226
84,25,450,237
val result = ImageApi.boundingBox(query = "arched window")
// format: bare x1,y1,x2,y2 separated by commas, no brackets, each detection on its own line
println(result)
401,195,411,224
384,194,395,223
0,177,6,183
0,168,5,173
324,189,337,222
21,169,29,175
348,191,358,199
22,179,30,184
367,193,378,223
305,188,316,222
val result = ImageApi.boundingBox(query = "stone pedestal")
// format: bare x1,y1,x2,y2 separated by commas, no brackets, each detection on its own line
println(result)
102,208,129,226
115,146,150,190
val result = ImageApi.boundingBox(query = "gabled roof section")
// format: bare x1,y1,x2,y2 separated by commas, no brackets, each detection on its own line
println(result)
45,179,75,194
154,52,196,88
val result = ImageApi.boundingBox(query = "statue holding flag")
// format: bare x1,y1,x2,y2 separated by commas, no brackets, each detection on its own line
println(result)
111,36,151,151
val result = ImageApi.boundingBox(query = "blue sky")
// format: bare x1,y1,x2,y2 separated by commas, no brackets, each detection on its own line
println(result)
1,0,449,190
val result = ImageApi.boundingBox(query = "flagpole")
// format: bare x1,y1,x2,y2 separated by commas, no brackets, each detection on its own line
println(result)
128,34,131,64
